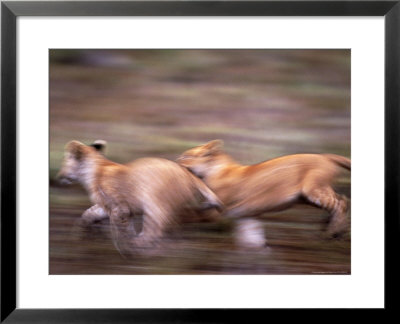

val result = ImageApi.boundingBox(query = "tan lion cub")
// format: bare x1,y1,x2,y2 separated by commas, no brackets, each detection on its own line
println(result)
177,140,351,247
57,140,223,254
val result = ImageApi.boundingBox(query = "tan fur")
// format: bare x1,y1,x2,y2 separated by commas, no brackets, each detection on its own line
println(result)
177,140,351,245
57,140,223,254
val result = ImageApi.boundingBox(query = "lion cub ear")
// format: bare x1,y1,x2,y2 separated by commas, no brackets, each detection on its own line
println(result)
202,139,224,156
90,140,107,153
65,140,85,160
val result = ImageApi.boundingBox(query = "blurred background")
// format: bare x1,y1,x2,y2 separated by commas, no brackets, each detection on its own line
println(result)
50,49,350,274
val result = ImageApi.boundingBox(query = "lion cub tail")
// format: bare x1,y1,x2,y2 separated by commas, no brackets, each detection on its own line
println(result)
323,154,351,171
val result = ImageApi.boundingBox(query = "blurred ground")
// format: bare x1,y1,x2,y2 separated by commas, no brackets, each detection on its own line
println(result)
50,49,350,274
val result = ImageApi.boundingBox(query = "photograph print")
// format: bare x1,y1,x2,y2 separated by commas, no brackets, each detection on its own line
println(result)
49,49,351,275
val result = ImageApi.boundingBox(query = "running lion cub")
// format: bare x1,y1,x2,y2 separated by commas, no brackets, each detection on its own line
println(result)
177,140,351,248
57,140,223,254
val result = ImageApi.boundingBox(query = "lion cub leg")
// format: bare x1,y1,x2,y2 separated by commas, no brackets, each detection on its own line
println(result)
109,205,136,255
234,218,267,249
132,205,171,249
191,176,224,211
71,204,109,240
81,204,109,226
326,195,349,236
302,185,348,236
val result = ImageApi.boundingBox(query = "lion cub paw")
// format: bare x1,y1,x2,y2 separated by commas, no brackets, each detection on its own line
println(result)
234,218,267,249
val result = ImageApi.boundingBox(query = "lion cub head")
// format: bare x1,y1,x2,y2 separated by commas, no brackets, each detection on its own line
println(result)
57,140,106,185
177,140,225,179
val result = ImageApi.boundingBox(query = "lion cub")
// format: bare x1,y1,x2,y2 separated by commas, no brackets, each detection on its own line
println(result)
177,140,351,247
57,140,222,253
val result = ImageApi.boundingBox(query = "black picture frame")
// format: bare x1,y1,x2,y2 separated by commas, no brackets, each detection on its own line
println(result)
1,1,399,322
